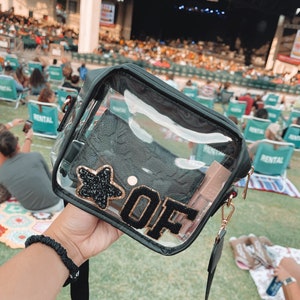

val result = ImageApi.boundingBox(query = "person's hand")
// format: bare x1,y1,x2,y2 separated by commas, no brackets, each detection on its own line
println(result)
25,128,34,140
44,204,123,266
273,264,291,282
6,118,24,129
11,118,24,127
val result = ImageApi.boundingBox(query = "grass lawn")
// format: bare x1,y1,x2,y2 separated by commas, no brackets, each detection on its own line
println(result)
0,100,300,300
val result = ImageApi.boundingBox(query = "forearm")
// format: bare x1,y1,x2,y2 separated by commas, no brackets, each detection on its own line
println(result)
0,243,68,300
283,283,300,300
5,121,14,130
0,204,122,300
5,119,24,130
21,137,32,153
0,208,86,299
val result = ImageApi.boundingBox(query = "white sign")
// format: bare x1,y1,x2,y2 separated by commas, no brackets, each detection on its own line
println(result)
100,3,115,25
0,36,9,49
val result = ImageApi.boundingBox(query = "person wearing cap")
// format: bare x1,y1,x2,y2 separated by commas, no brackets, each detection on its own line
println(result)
248,123,283,160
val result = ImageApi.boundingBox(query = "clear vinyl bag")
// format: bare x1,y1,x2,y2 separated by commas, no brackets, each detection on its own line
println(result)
51,63,251,256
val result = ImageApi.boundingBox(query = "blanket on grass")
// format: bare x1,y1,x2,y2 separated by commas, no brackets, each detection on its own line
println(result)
0,198,61,249
249,245,300,300
235,174,300,198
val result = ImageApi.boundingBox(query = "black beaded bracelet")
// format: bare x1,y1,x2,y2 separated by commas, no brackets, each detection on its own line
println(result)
25,234,80,286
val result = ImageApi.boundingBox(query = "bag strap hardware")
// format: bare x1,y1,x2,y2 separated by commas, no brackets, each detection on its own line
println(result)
242,166,254,199
220,194,235,231
205,191,237,300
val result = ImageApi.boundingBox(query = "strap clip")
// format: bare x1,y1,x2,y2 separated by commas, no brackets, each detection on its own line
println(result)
242,166,254,199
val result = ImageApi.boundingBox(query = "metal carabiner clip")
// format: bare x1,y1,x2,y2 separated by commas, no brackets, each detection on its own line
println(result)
220,194,236,230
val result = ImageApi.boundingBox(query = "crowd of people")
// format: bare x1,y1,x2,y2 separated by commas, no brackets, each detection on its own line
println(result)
1,8,300,88
0,7,78,52
94,39,300,87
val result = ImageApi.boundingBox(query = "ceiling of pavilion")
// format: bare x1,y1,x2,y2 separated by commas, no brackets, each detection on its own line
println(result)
131,0,299,47
171,0,298,16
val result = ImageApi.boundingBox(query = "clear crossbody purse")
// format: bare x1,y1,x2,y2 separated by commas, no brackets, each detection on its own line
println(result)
51,63,252,299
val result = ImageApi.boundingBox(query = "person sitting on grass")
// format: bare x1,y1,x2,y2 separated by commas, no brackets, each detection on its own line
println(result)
4,65,26,93
37,87,64,121
0,119,29,203
29,68,49,96
62,65,81,92
248,123,283,161
0,129,64,213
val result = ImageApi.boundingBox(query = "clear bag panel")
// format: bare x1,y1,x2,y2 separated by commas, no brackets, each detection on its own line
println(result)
54,72,238,248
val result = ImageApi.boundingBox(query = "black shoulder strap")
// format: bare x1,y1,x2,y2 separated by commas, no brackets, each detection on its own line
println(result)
205,228,226,300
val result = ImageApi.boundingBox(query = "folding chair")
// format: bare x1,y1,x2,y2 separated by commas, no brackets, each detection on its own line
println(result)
225,100,247,121
194,96,214,109
195,143,226,166
242,116,271,143
71,52,81,62
27,61,43,75
219,89,234,112
56,86,78,109
264,93,280,106
47,65,64,91
85,53,93,64
109,98,131,121
265,105,282,123
284,108,300,128
0,75,28,109
182,86,198,100
5,55,20,70
283,124,300,151
252,139,295,191
27,100,59,139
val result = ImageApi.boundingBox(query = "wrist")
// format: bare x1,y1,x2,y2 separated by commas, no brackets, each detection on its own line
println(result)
44,229,85,267
282,277,296,286
25,235,80,286
25,137,32,142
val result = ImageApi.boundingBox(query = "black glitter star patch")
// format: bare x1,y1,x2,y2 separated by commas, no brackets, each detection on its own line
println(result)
76,165,125,209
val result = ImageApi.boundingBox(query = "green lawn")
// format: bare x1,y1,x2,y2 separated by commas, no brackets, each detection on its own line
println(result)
1,100,300,300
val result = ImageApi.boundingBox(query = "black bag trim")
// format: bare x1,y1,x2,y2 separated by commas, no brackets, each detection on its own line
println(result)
52,63,251,256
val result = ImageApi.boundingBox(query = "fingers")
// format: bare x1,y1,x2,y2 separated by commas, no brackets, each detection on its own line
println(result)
25,128,34,139
12,118,25,126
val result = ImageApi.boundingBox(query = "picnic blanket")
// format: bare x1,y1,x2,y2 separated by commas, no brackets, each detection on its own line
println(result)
235,174,300,198
249,245,300,300
0,198,61,249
